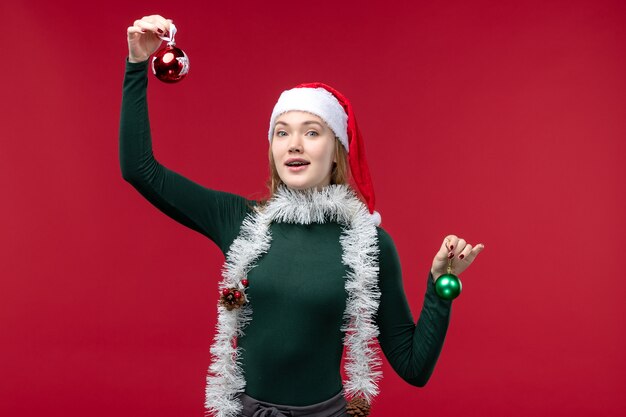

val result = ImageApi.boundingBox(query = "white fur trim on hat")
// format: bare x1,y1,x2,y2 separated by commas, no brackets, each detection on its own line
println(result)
268,87,349,151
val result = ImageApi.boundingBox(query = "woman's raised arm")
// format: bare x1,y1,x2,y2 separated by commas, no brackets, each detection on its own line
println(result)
119,15,250,253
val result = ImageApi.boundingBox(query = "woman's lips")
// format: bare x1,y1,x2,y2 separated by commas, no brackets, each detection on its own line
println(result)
286,164,309,172
285,159,310,172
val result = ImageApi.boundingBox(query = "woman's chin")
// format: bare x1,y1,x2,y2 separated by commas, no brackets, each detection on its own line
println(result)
281,179,330,191
283,182,311,190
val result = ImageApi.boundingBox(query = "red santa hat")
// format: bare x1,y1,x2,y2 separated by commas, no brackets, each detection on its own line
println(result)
268,82,380,225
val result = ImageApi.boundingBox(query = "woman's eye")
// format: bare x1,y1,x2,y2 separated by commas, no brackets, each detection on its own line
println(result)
306,131,319,136
276,131,287,137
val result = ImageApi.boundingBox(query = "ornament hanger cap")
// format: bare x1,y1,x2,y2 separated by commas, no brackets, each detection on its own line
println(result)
158,23,177,46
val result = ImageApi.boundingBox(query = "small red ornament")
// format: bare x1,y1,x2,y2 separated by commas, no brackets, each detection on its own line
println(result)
241,279,249,287
219,287,246,311
152,45,189,83
151,23,189,83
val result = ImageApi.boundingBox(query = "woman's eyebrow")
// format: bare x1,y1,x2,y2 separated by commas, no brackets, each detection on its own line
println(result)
275,120,323,127
302,121,323,127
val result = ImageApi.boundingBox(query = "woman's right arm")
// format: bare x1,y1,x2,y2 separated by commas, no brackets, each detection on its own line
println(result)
120,16,250,252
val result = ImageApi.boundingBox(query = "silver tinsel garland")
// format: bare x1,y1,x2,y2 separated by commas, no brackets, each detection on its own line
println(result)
204,185,382,417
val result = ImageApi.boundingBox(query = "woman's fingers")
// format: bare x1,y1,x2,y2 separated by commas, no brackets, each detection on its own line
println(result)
444,235,484,261
455,239,467,257
444,235,458,250
133,19,159,34
462,243,485,263
434,235,484,279
148,16,173,34
131,15,171,34
127,15,175,63
127,26,142,36
150,17,170,35
439,236,454,259
160,18,174,33
458,243,472,260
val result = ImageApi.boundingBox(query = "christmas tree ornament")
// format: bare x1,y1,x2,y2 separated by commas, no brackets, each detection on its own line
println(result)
435,272,462,300
151,23,189,83
435,244,462,300
218,277,249,311
346,397,371,416
219,287,246,311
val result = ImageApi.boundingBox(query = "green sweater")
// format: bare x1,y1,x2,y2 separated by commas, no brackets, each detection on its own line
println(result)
119,59,452,406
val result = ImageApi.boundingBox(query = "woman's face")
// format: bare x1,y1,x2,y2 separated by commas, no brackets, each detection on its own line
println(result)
271,111,337,190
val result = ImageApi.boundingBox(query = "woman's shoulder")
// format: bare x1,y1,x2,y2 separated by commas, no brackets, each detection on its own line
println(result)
376,225,399,260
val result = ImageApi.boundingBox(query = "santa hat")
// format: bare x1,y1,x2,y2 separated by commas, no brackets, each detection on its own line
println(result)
268,82,380,225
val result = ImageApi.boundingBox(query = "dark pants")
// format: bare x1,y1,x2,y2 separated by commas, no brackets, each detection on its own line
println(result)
238,391,348,417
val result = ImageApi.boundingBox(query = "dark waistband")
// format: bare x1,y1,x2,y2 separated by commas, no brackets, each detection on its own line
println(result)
238,391,347,417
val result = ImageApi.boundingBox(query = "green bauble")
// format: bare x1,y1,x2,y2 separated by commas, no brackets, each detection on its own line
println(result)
435,273,462,300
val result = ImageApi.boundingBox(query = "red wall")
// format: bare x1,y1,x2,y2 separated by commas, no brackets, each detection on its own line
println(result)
2,0,625,416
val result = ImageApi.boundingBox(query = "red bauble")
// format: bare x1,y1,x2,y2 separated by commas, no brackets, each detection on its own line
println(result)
241,279,249,287
151,45,189,83
234,291,242,300
221,288,230,297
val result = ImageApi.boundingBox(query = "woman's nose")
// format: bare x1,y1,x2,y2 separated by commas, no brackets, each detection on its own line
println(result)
288,144,303,153
288,134,303,153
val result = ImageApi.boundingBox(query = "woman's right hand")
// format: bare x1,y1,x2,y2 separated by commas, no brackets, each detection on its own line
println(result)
127,15,172,63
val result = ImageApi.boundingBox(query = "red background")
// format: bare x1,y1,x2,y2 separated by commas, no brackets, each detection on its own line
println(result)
2,0,625,416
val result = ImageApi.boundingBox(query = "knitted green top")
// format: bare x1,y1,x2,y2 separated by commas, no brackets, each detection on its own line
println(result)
119,59,452,406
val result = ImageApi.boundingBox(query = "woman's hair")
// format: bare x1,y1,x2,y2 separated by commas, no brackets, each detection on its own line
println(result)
261,138,350,204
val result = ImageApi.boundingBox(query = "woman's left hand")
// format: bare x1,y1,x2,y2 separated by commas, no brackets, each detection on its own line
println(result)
431,235,484,281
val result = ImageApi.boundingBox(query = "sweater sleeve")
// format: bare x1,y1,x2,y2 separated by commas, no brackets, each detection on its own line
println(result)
375,228,452,387
119,58,251,253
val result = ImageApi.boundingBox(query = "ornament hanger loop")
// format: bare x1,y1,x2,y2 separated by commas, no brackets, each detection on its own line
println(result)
436,239,462,300
158,23,177,46
445,239,453,274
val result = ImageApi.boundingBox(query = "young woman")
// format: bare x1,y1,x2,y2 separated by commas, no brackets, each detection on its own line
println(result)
121,15,484,417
